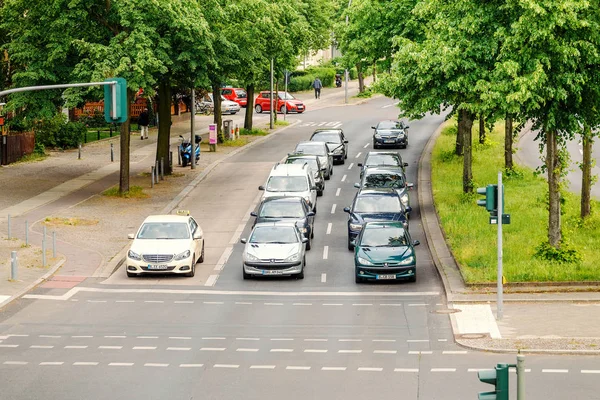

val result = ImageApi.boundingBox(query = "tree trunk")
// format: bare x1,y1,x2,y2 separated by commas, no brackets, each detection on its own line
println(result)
156,78,172,175
212,82,223,143
372,61,377,83
479,116,485,144
546,129,562,247
505,116,513,170
455,109,464,156
118,89,133,194
461,109,474,194
357,62,364,93
581,125,592,219
244,84,254,130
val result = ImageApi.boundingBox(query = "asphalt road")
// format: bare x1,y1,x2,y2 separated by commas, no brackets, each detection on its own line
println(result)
1,97,599,399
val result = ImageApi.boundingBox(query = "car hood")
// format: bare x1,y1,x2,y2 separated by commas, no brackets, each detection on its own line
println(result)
222,100,240,107
375,129,405,137
351,212,406,224
357,246,412,263
245,243,301,260
130,239,191,255
285,100,304,106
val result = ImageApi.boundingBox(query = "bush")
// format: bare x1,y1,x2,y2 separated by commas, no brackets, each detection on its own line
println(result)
78,111,106,128
287,67,337,92
34,114,85,149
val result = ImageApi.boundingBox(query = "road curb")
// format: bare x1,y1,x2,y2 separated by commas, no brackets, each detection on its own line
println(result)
0,257,66,311
455,340,600,356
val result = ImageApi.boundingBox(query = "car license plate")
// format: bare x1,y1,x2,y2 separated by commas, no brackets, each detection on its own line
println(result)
147,265,169,270
384,140,395,144
377,274,396,280
262,270,283,275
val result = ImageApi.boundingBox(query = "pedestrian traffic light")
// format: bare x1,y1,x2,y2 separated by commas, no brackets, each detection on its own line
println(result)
478,364,509,400
477,184,498,214
104,77,128,123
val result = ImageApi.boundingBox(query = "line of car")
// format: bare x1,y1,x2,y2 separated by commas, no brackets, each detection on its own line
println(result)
203,88,307,115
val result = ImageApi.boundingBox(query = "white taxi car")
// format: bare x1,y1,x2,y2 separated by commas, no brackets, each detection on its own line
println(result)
126,214,204,278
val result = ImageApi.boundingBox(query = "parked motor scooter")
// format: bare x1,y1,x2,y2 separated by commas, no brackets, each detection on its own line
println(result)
335,74,342,88
179,134,201,167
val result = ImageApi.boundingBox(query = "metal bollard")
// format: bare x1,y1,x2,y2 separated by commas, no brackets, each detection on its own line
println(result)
52,231,56,258
110,143,114,162
7,214,10,239
177,149,181,166
11,251,17,280
110,125,113,137
169,151,173,169
155,161,159,184
151,166,155,188
42,226,47,267
97,130,101,141
25,220,29,246
517,354,525,400
160,157,164,181
78,143,82,160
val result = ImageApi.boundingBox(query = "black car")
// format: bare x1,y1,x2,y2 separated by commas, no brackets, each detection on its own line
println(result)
357,151,409,178
343,188,411,250
372,120,409,149
251,196,315,250
284,154,325,196
309,129,349,164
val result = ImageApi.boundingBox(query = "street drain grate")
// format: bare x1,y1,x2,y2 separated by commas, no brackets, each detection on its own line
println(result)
458,333,487,339
433,309,461,314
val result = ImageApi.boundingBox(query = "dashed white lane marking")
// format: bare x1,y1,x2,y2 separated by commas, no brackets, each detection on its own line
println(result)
336,188,341,196
72,336,93,338
40,335,61,338
323,246,329,260
87,300,106,303
7,334,28,337
339,339,362,342
287,366,311,370
341,175,347,182
30,345,53,349
214,364,239,369
408,303,427,306
200,348,226,351
305,339,328,342
321,273,327,283
133,346,156,350
438,339,448,342
373,339,396,343
358,367,383,372
348,163,354,170
323,367,347,371
339,350,362,354
237,348,259,352
174,301,194,304
582,370,600,374
235,302,252,305
331,204,337,213
40,362,64,366
271,349,293,352
167,347,191,351
204,275,218,287
109,363,133,366
73,362,98,366
98,346,122,349
323,303,342,306
145,363,169,367
271,339,293,342
443,351,468,354
409,351,432,355
214,246,234,271
468,368,493,372
237,338,260,341
250,365,276,369
106,336,126,339
116,300,134,303
380,303,403,306
431,368,456,372
374,350,397,354
144,300,164,304
326,223,332,235
65,346,88,349
304,349,328,353
355,152,362,159
137,336,158,339
203,301,224,305
3,361,27,365
169,337,191,340
407,339,429,343
395,368,419,372
202,337,226,340
542,369,569,373
0,344,18,348
264,302,284,306
352,303,372,306
180,364,204,368
382,101,400,109
363,143,369,149
293,303,312,306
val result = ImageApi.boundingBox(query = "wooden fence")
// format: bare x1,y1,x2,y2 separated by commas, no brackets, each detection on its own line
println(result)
0,131,35,165
73,100,189,120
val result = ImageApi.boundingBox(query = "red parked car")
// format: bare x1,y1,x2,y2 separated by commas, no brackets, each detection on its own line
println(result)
254,91,305,114
221,87,248,107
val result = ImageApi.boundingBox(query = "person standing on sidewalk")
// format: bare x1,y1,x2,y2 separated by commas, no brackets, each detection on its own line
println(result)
312,77,322,99
138,108,149,140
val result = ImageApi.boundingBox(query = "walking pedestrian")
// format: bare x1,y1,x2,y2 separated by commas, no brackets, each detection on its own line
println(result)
138,107,149,140
312,77,322,99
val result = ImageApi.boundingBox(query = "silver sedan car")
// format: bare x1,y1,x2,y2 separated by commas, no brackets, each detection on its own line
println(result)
240,222,307,279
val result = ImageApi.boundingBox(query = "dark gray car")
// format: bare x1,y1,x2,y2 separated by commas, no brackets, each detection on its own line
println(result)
309,129,348,164
372,120,409,149
353,166,414,217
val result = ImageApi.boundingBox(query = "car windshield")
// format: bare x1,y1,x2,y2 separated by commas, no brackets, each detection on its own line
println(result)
365,154,401,167
295,143,326,156
286,158,318,171
364,173,406,189
377,121,403,130
266,176,308,192
360,226,408,247
312,133,341,143
354,195,401,213
137,222,190,239
250,226,298,244
235,89,247,98
277,92,295,100
260,202,305,218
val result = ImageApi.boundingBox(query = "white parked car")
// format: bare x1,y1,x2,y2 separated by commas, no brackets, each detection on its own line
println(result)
199,93,240,115
126,214,204,278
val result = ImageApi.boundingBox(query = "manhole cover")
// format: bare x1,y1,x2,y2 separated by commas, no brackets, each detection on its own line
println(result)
433,309,461,314
459,334,486,339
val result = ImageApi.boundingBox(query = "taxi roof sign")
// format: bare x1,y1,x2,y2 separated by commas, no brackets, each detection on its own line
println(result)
176,210,190,216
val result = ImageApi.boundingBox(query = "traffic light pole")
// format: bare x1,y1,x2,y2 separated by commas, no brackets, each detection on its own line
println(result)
497,171,503,320
517,354,525,400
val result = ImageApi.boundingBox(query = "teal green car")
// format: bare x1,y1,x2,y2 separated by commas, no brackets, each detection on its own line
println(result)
354,221,420,283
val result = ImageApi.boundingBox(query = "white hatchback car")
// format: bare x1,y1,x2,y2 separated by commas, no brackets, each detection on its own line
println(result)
259,163,318,213
126,214,204,278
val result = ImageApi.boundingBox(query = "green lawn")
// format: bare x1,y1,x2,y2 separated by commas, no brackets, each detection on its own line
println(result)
432,122,600,283
83,128,118,143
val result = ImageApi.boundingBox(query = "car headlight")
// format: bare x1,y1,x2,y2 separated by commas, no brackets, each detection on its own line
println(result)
349,223,363,231
398,256,414,265
128,250,142,261
284,253,301,262
333,147,343,154
245,252,261,262
304,196,312,204
357,256,373,266
400,194,409,206
174,250,191,261
398,133,405,138
298,226,308,234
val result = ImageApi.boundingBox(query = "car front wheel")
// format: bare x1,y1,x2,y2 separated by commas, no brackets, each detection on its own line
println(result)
255,104,263,113
280,105,287,113
242,268,251,280
186,256,196,277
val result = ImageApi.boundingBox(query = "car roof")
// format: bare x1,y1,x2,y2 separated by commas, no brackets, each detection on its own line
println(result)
363,221,407,230
269,163,310,176
357,188,399,196
142,215,191,223
366,150,401,156
312,129,343,134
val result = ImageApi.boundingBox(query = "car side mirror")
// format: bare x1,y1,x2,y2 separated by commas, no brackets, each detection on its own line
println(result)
128,233,135,240
250,212,257,217
301,237,309,244
240,238,247,244
403,162,409,167
307,211,315,217
406,206,412,213
405,125,410,129
407,183,414,189
413,240,420,246
344,140,349,144
371,126,376,129
311,186,318,190
357,163,363,167
354,183,360,188
343,207,351,213
328,152,334,157
258,185,265,191
193,232,203,239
